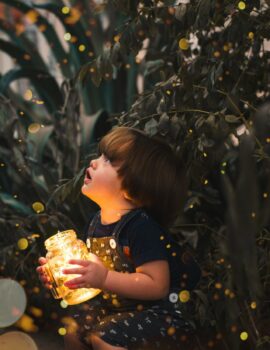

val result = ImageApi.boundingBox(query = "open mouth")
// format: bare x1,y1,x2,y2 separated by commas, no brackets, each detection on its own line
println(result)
85,169,92,181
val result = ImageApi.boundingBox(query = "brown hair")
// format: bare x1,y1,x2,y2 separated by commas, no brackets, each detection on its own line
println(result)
98,127,187,227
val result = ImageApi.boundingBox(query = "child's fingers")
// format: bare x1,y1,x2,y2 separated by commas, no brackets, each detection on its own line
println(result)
38,257,47,265
64,276,84,287
62,267,85,275
68,259,90,267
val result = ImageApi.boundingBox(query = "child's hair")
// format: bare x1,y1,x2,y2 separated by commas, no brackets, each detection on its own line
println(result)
98,126,187,227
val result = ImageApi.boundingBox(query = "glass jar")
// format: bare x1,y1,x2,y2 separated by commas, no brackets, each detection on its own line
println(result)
44,230,101,305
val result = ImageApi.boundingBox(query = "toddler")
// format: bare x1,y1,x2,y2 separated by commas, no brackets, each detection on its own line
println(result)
37,127,201,350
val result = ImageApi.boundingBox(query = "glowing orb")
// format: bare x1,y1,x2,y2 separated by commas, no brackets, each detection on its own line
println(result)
0,332,37,350
0,279,27,327
17,238,29,250
179,38,189,50
179,290,190,303
58,327,67,336
32,202,45,213
240,331,248,341
238,1,246,10
28,123,41,134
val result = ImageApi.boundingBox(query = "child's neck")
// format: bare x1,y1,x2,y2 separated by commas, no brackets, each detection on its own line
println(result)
100,206,136,225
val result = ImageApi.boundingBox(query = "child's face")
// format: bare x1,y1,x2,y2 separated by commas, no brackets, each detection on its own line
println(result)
81,154,124,206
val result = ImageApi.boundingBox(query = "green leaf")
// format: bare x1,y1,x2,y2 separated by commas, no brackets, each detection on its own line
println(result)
0,192,32,215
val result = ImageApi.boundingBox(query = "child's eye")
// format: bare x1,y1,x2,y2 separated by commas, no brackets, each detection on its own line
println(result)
102,154,110,163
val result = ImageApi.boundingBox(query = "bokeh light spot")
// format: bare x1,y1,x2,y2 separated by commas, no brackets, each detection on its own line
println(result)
0,279,27,327
179,38,189,50
28,123,41,134
179,290,190,303
64,32,72,41
17,238,28,250
24,89,33,101
58,327,67,336
0,331,37,350
238,1,246,10
32,202,45,213
240,332,248,341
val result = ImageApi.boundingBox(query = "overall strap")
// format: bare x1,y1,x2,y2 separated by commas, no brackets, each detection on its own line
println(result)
112,208,143,240
86,211,101,238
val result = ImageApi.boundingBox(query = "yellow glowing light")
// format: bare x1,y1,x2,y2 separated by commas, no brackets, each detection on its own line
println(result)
188,129,193,133
215,282,222,289
17,238,28,250
172,252,177,257
167,326,176,336
60,300,68,308
88,51,94,57
166,90,172,95
32,202,45,213
1,163,5,167
160,236,164,240
137,304,144,311
240,332,248,341
213,51,221,58
36,100,44,105
32,287,40,294
189,204,194,209
266,138,270,143
166,244,171,249
62,6,70,14
29,306,43,317
89,67,95,73
248,32,254,40
28,123,41,134
222,162,227,167
204,179,208,185
179,38,189,50
223,44,229,52
64,32,71,41
179,290,190,303
24,89,33,101
58,327,67,336
78,44,86,52
15,314,38,332
203,152,207,157
229,292,235,299
15,222,19,226
238,1,246,10
263,193,268,198
224,288,230,296
114,35,121,42
26,10,39,24
125,64,131,69
251,212,256,218
250,301,257,309
64,8,81,25
220,170,225,175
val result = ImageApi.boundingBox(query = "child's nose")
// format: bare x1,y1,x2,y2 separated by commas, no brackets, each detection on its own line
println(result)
90,159,97,169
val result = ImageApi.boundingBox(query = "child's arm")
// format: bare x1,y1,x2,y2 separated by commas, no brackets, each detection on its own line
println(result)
63,255,170,300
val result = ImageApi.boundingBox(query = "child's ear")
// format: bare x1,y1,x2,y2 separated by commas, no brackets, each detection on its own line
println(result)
123,191,132,201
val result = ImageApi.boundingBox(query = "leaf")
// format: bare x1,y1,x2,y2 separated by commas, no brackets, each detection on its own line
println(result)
0,192,32,215
225,115,240,123
144,118,158,136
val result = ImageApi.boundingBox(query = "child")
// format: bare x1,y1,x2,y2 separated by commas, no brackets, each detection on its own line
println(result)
37,126,201,350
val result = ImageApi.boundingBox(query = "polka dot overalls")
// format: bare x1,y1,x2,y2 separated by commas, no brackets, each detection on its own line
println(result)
71,209,193,349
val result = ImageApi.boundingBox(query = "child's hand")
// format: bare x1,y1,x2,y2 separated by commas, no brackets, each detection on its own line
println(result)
36,257,53,290
62,253,108,290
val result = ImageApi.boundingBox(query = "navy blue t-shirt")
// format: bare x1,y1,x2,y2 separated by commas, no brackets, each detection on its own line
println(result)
85,211,201,290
